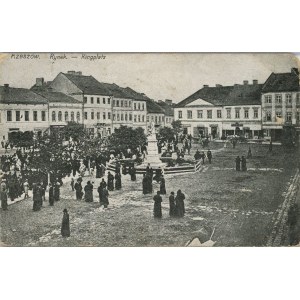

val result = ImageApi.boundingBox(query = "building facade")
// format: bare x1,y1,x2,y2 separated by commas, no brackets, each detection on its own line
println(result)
0,84,49,142
261,68,300,141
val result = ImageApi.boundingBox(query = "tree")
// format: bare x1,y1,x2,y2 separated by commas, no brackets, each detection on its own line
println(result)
107,126,147,154
62,121,86,142
171,120,183,138
158,126,175,143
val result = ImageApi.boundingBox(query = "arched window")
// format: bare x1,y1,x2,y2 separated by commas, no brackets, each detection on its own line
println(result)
52,111,56,121
65,111,69,122
71,111,75,121
125,113,128,121
76,112,80,122
58,111,62,121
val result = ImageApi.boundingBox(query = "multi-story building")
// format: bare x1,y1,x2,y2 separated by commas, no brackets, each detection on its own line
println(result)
261,68,300,141
174,80,262,139
0,84,48,142
49,71,113,137
157,99,174,127
146,99,165,129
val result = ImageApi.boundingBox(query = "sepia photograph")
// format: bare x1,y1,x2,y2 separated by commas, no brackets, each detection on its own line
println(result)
0,52,299,247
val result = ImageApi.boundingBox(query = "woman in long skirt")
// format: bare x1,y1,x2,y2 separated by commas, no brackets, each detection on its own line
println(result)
160,176,166,195
115,172,122,190
84,181,94,202
175,189,185,217
169,192,176,217
153,191,162,218
61,209,70,237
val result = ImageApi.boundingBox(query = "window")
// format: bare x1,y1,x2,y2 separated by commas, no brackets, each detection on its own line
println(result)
129,113,132,121
125,114,128,121
275,94,282,104
134,115,137,122
7,110,12,121
107,112,111,120
116,100,119,107
42,111,46,121
107,98,110,105
244,109,249,119
97,97,100,104
159,116,161,123
253,108,258,119
147,116,150,122
103,112,106,120
124,101,127,107
84,97,87,103
58,111,62,122
142,115,145,122
286,94,292,104
24,111,29,121
77,112,80,122
65,112,69,121
264,95,272,103
235,109,240,119
151,116,154,122
266,111,272,121
286,112,292,121
178,111,182,119
113,114,116,121
138,103,140,110
187,111,192,119
113,100,116,107
142,103,144,110
121,113,124,121
197,110,203,118
138,115,140,122
71,112,74,121
155,116,158,123
134,103,137,110
84,112,88,120
121,100,124,107
103,98,106,104
117,114,120,121
226,108,231,119
276,112,282,118
217,110,222,118
207,110,212,119
90,97,94,104
33,110,37,122
128,101,131,107
16,111,20,121
97,112,100,120
91,112,94,120
51,111,56,122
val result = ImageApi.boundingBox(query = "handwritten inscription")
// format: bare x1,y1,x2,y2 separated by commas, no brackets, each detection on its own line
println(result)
81,54,106,61
11,54,40,59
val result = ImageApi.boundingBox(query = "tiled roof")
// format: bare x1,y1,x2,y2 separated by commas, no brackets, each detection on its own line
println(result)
156,101,174,116
146,99,165,114
176,84,263,108
62,73,112,96
262,71,299,93
0,86,48,105
123,87,150,101
34,90,81,104
101,83,132,99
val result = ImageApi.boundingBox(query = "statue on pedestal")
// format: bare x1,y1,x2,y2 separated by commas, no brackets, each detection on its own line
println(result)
148,121,155,136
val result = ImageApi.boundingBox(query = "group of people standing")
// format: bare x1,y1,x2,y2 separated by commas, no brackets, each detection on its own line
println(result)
194,149,212,164
235,156,247,171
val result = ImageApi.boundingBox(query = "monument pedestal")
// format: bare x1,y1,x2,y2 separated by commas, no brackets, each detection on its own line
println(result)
144,133,165,167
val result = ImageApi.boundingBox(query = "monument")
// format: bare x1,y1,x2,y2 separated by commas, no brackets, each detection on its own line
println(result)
144,121,164,166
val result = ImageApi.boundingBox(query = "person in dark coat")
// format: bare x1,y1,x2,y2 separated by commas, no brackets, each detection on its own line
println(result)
241,156,247,171
160,175,166,195
84,181,94,202
70,178,75,191
130,165,136,181
175,189,185,217
235,156,241,171
122,164,127,175
74,179,83,200
207,149,212,164
142,174,148,195
49,183,54,206
153,191,162,218
147,174,153,194
269,140,273,152
32,183,41,211
54,181,60,201
247,147,252,159
61,209,70,237
115,172,122,190
201,151,205,164
169,191,176,217
101,187,109,208
194,149,201,161
0,179,8,211
107,172,114,191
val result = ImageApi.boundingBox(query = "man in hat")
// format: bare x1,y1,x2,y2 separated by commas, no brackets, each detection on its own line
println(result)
153,191,162,218
61,209,70,237
0,179,8,211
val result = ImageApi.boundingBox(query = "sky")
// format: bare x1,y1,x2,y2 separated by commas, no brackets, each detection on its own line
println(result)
0,53,299,103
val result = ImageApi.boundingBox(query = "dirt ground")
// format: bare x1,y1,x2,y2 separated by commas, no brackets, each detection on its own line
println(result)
1,141,299,247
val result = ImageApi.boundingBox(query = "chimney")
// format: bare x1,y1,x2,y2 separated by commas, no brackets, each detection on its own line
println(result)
216,84,222,87
36,77,44,87
253,80,258,85
165,99,172,105
75,71,82,76
4,84,9,93
243,80,248,85
68,71,76,75
203,84,209,88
